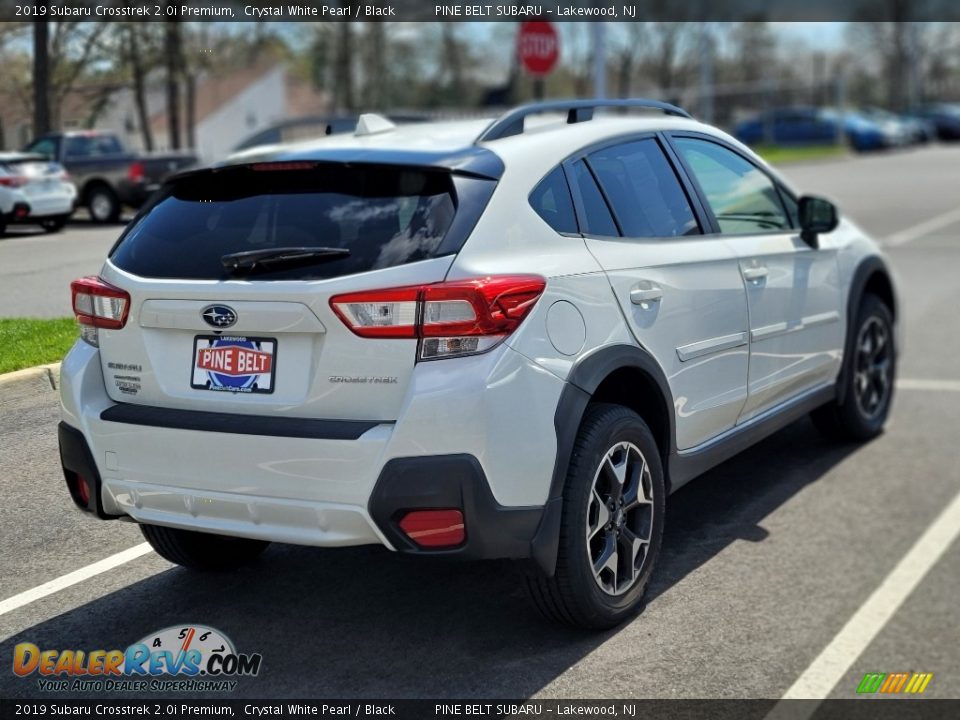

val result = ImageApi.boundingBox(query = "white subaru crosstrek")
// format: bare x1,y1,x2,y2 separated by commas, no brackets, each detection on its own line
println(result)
59,100,898,629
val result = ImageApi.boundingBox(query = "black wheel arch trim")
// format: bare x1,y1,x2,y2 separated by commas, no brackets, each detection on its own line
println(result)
530,343,676,576
838,255,898,405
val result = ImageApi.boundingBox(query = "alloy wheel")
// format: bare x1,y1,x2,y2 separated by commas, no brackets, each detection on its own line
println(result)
586,441,655,596
854,315,892,420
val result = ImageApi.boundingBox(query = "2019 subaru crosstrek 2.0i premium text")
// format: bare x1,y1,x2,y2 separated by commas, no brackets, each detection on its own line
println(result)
59,100,898,629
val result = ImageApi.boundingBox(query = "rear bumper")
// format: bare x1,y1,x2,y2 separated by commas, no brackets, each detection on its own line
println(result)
58,340,561,559
4,197,74,223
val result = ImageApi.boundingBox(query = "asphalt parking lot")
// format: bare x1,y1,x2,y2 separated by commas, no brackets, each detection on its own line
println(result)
1,145,959,702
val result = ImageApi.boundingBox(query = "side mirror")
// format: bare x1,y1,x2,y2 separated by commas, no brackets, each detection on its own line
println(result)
798,195,838,248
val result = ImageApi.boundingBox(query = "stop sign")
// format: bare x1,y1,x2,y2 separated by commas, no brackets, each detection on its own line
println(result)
518,21,559,77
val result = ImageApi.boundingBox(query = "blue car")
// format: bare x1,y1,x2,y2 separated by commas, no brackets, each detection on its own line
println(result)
905,104,960,141
734,107,895,152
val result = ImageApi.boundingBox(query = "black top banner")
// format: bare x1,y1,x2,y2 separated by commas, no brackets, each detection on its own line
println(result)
1,0,960,22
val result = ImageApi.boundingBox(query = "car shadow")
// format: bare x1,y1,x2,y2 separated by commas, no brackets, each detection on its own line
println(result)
0,418,861,700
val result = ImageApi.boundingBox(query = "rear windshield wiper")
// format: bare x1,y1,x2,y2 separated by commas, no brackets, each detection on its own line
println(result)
221,247,350,275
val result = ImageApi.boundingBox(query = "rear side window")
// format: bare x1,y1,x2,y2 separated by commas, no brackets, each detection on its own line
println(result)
586,139,700,238
570,161,618,237
529,167,577,234
674,138,789,234
110,164,458,281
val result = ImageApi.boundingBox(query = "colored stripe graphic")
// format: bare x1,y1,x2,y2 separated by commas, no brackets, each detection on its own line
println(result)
858,672,933,694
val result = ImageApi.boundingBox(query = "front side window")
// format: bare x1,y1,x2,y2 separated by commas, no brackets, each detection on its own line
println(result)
674,137,789,234
586,139,700,238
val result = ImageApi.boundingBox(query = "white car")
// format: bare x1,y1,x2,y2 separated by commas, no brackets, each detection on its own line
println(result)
0,152,76,235
59,100,898,629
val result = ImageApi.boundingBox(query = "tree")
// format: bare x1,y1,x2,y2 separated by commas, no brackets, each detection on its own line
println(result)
33,21,50,136
730,22,777,84
123,22,154,151
332,6,359,111
164,13,182,149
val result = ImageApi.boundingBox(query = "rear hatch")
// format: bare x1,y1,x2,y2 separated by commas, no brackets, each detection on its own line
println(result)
91,161,495,422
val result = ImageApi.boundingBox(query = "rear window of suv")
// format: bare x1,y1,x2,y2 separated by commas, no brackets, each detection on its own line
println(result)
110,163,459,281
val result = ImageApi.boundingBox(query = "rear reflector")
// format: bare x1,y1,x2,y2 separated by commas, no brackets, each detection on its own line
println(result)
71,277,130,345
398,509,465,548
75,475,90,506
330,275,546,360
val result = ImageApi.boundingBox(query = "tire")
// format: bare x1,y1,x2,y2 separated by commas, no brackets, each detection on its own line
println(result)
526,403,665,630
40,216,68,233
140,523,269,571
86,185,120,224
0,218,6,237
812,293,896,441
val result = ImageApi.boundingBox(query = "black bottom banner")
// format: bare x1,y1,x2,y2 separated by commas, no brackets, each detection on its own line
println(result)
1,699,958,720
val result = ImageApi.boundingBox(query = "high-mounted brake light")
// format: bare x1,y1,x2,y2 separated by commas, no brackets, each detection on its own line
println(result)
71,276,130,346
330,275,546,360
250,161,317,172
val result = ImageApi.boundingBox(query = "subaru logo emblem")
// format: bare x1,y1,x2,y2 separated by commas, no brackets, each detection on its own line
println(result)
201,305,237,329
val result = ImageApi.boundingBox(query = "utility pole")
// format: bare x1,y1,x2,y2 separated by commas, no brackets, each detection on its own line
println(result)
33,20,51,137
592,22,606,99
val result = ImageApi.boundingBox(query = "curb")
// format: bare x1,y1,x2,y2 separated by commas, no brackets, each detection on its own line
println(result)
0,362,62,395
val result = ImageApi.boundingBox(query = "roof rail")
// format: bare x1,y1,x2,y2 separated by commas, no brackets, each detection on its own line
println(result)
475,99,693,143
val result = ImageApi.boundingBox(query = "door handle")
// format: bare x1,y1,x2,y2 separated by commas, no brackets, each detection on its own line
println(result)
742,266,769,282
630,285,663,304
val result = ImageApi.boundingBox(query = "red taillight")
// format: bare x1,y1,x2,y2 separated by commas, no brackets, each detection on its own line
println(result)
127,161,145,183
330,275,546,360
71,276,130,330
0,176,29,188
399,509,465,548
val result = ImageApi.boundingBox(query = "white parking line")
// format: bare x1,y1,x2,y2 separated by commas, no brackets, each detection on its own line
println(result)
884,206,960,247
0,543,153,617
897,378,960,392
768,486,960,713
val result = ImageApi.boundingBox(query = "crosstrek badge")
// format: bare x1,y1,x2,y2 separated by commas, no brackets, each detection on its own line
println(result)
191,336,277,394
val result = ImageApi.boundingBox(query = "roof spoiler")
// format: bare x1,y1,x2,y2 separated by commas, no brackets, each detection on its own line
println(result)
475,99,693,143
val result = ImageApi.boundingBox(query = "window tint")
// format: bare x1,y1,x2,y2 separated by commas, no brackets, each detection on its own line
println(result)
570,160,618,237
110,164,459,281
586,139,700,238
674,138,789,234
529,166,577,234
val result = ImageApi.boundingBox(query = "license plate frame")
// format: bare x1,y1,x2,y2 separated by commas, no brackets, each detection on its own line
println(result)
191,335,277,394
